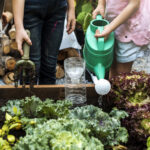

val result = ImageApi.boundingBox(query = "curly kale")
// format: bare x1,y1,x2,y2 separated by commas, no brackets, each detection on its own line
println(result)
13,119,104,150
1,96,128,149
0,96,72,119
67,105,128,148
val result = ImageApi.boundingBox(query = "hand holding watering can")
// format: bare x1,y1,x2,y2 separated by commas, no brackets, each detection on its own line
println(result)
83,15,115,95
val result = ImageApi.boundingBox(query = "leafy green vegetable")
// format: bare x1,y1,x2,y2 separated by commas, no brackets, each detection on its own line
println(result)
1,96,72,119
13,119,104,150
0,100,22,116
67,105,128,147
108,72,150,143
1,96,128,149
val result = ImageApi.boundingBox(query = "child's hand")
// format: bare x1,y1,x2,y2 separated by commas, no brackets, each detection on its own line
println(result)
66,8,76,34
92,5,105,19
95,25,112,40
16,28,32,56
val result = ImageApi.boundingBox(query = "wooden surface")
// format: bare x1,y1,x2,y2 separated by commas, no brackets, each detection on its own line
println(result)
0,84,99,107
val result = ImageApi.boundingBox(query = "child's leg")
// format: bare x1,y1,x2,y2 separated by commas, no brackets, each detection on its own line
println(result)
109,40,145,79
23,0,49,84
109,59,133,78
39,4,67,85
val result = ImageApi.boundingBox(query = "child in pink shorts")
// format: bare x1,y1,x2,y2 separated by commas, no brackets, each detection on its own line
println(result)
93,0,150,78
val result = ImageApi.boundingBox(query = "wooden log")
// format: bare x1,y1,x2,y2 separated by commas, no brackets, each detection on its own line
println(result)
8,25,16,40
58,49,68,61
2,11,13,26
10,40,18,50
56,64,65,79
66,48,80,58
2,35,10,55
3,72,14,85
57,48,80,61
1,56,16,71
0,64,5,76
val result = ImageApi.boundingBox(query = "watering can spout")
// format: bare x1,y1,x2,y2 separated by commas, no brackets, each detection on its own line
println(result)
94,63,105,79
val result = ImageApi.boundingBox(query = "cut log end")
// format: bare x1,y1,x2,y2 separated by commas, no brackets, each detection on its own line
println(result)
56,64,65,79
2,35,10,55
3,72,14,85
10,40,18,50
58,48,80,61
3,45,10,55
2,11,13,26
5,57,16,71
8,25,16,40
0,65,5,76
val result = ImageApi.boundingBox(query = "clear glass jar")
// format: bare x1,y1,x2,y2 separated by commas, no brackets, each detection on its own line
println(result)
64,57,86,105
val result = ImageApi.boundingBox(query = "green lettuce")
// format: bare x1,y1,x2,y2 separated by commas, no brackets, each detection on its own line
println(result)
67,105,128,148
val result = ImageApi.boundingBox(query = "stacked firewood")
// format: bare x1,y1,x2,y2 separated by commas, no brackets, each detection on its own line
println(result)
0,11,17,85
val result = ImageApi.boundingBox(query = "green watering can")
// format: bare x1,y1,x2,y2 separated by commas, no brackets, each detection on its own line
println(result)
83,15,115,95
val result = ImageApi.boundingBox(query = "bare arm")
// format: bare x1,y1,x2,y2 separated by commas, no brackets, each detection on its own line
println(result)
12,0,24,30
93,0,106,18
95,0,141,37
66,0,76,34
67,0,75,10
97,0,106,8
12,0,31,55
108,0,140,32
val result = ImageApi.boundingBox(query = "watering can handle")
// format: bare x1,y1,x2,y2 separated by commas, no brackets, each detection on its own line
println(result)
97,26,104,51
96,15,103,20
22,30,30,60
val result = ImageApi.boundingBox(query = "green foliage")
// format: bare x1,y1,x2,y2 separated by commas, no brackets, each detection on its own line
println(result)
77,12,87,25
1,96,72,119
13,119,104,150
83,13,92,33
1,96,128,149
0,100,22,116
76,1,94,33
82,2,93,13
108,71,150,143
67,105,128,147
147,137,150,150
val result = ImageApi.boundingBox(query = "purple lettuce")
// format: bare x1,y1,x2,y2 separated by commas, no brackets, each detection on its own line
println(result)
108,72,150,143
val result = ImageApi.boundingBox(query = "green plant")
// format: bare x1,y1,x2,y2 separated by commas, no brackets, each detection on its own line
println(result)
108,72,150,143
67,105,128,148
147,137,150,150
1,96,128,150
76,0,97,33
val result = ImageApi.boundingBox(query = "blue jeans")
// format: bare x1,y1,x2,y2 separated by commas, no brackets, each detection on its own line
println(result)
24,0,67,84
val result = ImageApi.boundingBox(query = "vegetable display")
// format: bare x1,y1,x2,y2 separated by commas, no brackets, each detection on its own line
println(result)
0,96,128,150
108,72,150,145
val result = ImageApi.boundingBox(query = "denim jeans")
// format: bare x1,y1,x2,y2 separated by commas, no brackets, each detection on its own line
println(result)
24,0,67,84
